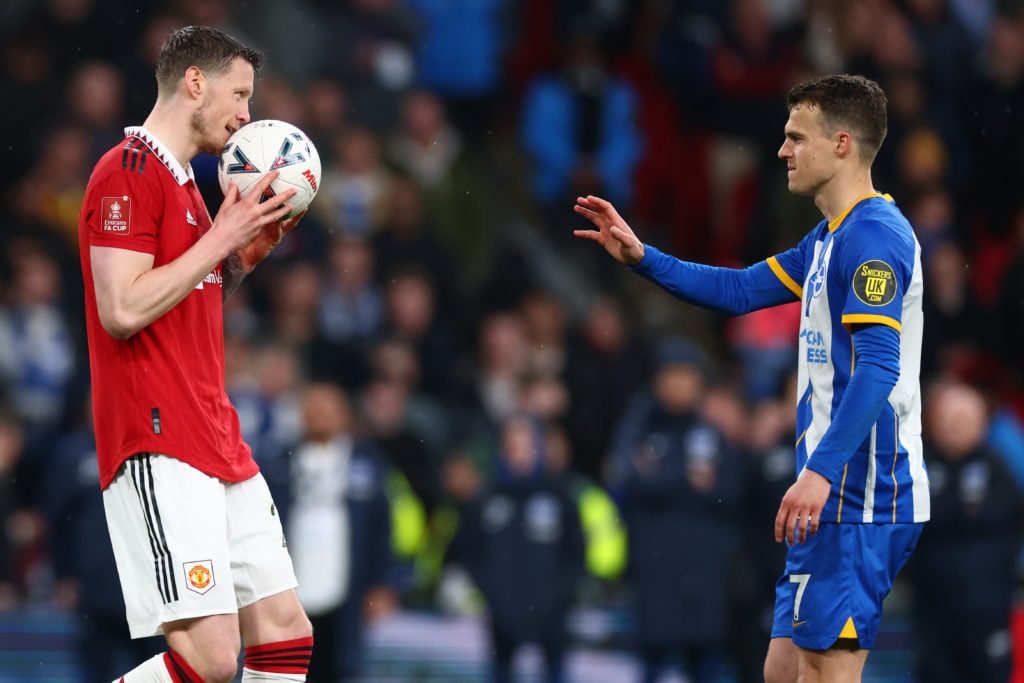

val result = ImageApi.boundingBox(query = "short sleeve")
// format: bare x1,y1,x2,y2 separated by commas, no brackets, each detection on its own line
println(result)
85,162,162,255
835,220,913,332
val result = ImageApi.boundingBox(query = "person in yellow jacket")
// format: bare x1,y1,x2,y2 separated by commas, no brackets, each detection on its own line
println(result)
546,423,627,584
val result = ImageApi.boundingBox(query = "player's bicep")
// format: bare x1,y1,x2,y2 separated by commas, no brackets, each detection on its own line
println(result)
90,246,155,336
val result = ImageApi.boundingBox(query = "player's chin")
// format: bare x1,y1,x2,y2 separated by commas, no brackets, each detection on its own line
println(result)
206,129,234,155
787,180,812,197
200,139,228,157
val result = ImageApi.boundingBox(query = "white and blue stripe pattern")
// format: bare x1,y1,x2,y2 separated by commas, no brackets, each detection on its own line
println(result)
770,194,929,524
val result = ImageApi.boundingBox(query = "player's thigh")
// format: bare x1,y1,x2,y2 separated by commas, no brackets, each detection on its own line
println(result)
225,472,307,642
765,635,868,683
103,454,238,639
799,641,869,683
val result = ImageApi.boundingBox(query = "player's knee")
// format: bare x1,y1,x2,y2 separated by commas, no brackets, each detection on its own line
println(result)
297,612,314,639
283,611,313,643
763,650,797,683
192,651,239,683
273,598,313,640
764,663,795,683
275,596,313,640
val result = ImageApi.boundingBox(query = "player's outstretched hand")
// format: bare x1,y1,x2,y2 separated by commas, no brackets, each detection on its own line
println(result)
213,170,298,257
573,195,646,267
774,469,831,545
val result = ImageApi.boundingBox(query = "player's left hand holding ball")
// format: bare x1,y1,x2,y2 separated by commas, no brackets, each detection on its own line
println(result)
218,119,322,270
238,207,307,272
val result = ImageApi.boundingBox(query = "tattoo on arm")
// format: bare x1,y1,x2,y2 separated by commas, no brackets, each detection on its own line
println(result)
222,252,248,302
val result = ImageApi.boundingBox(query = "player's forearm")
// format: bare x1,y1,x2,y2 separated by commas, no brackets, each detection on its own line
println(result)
95,232,232,339
221,251,248,302
629,245,795,314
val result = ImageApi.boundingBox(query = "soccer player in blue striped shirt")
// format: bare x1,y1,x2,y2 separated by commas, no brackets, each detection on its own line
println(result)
573,74,928,683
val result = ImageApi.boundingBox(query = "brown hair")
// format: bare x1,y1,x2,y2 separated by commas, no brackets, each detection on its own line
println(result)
786,74,888,163
154,25,262,97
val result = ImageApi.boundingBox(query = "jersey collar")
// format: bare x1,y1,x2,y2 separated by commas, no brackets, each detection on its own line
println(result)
827,192,893,232
123,126,194,186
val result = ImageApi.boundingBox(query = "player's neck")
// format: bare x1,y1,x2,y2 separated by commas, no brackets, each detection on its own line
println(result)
141,102,199,171
814,168,877,224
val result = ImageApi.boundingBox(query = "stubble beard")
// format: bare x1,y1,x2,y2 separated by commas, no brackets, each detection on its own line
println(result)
190,99,219,156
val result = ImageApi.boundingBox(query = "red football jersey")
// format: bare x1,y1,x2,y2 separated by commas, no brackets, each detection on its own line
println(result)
79,128,255,489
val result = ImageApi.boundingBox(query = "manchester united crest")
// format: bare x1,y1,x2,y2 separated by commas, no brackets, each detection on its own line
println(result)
183,560,215,595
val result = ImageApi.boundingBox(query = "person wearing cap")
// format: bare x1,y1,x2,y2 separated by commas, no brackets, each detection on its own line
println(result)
607,336,743,683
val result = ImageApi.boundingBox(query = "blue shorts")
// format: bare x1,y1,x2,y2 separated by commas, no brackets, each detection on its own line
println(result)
771,522,923,650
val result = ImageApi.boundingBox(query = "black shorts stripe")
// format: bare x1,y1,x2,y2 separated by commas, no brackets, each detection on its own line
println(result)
143,455,178,601
128,458,167,603
129,455,178,604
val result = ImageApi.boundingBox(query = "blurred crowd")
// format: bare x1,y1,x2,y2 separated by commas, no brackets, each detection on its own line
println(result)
2,0,1024,681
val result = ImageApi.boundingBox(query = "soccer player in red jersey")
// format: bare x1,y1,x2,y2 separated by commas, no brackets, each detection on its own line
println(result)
78,26,313,683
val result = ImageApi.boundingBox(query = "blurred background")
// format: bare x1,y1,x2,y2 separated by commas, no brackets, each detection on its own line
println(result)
1,0,1024,681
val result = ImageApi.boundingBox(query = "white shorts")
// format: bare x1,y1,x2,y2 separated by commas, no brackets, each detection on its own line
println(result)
103,453,297,638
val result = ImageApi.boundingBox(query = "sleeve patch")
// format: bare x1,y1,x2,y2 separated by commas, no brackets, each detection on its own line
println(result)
100,196,132,235
852,259,896,306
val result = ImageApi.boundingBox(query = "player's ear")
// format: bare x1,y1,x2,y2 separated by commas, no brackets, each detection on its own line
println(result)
835,130,854,158
184,66,205,98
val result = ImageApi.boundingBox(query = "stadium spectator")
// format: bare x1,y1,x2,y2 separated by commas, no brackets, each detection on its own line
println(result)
404,0,510,144
318,235,384,350
453,310,531,430
316,126,394,239
730,384,797,683
380,264,458,400
0,409,42,611
908,380,1024,683
309,0,418,132
370,175,466,324
230,341,305,466
563,294,651,482
920,240,987,380
607,336,742,682
0,238,80,486
359,374,441,516
450,412,585,683
520,24,643,226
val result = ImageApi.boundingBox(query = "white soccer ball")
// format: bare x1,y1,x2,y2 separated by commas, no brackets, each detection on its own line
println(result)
218,119,321,218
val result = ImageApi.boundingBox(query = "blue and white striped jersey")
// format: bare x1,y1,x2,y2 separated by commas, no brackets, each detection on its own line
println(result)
767,193,929,524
